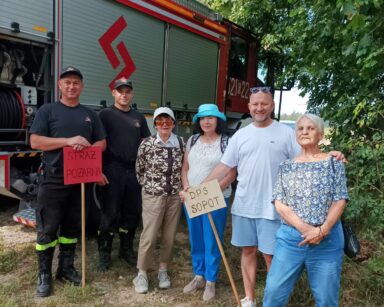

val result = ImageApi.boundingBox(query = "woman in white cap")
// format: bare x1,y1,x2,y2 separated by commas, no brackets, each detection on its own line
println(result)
133,107,184,294
180,104,236,301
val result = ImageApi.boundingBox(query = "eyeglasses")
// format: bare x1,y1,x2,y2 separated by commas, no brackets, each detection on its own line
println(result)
249,86,271,94
155,118,174,127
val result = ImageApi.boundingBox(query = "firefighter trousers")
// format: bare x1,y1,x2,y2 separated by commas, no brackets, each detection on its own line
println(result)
35,172,83,250
99,163,142,234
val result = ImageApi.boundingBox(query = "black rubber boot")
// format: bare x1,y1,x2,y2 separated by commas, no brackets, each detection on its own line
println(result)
118,230,137,265
36,247,54,297
56,244,81,286
98,232,113,272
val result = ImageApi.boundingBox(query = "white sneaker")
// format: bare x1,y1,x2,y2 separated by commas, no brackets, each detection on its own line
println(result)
183,276,206,293
133,274,148,294
158,270,171,289
202,282,215,301
240,297,256,307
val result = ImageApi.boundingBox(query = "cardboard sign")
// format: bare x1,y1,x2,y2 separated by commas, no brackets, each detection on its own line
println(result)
184,180,227,218
63,146,102,185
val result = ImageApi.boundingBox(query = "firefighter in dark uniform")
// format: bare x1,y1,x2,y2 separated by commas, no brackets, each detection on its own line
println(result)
30,66,107,297
97,78,150,271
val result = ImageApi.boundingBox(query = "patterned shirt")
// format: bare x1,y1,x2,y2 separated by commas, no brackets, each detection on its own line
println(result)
136,135,184,196
272,156,349,225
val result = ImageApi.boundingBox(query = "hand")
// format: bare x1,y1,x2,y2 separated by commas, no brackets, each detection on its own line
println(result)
299,226,324,246
179,186,190,203
67,135,91,151
96,173,109,186
329,151,348,164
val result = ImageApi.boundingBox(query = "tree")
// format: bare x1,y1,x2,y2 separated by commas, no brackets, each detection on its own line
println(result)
202,0,384,233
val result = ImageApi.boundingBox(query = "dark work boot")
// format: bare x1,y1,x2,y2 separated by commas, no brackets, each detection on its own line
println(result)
118,230,137,265
56,244,81,286
98,232,113,272
36,247,54,297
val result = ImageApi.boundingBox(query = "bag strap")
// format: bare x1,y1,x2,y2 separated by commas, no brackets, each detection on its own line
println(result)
177,136,184,155
190,133,228,154
220,134,229,153
190,133,200,148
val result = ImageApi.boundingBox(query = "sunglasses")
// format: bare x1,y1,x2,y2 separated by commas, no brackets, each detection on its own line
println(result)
155,118,174,127
249,86,271,94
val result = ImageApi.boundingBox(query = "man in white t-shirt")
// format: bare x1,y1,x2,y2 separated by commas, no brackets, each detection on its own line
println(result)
199,88,290,307
205,87,299,306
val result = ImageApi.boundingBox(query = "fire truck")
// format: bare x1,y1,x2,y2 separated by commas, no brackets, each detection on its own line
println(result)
0,0,265,225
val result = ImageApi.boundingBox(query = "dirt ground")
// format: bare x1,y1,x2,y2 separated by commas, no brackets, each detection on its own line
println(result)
0,200,267,307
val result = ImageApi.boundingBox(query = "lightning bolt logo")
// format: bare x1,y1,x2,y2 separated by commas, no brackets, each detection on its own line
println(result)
99,16,136,89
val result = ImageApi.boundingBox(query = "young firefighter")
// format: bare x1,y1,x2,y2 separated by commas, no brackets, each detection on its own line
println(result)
97,78,150,270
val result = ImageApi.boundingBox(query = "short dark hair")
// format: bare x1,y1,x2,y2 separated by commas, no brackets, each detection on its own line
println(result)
194,117,227,135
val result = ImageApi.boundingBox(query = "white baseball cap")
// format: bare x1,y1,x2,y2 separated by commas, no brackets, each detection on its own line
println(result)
153,107,175,121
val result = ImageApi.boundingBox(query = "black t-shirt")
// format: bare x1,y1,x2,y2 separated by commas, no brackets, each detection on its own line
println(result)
99,105,150,165
29,101,106,168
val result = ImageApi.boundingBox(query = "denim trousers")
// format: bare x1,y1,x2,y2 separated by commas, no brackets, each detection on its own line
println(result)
184,198,229,282
263,221,344,307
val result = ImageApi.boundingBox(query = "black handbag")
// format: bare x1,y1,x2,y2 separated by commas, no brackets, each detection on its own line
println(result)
341,219,360,258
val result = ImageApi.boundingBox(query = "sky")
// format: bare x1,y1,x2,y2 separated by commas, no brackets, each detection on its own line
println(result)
275,87,308,115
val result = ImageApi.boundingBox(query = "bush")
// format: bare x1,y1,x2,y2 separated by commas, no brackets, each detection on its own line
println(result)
328,130,384,239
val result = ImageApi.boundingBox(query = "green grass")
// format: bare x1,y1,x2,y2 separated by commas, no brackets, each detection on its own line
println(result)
0,248,18,273
0,218,383,306
62,284,104,304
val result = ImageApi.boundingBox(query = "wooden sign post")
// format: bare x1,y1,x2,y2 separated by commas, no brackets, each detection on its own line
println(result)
63,146,102,288
184,180,240,307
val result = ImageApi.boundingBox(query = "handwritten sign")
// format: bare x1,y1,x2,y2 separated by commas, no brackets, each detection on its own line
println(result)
63,146,102,185
184,180,227,218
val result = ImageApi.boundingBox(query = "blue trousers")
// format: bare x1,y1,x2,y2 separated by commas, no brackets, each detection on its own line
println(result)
184,198,229,282
263,221,344,307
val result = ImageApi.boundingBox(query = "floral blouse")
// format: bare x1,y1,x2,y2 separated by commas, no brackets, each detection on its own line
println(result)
136,135,184,196
272,156,349,225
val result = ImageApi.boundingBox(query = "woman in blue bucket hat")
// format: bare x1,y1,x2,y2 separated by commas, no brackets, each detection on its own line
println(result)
180,104,236,301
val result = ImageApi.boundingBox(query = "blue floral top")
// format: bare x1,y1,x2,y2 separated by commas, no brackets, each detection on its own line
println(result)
272,156,349,225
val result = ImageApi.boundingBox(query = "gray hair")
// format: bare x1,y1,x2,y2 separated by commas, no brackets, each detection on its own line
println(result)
296,114,324,134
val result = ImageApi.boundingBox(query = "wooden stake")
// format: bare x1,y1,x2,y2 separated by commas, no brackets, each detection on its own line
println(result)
81,182,86,288
207,212,240,306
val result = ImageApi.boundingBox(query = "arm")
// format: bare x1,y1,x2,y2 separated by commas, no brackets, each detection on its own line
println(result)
329,151,348,163
179,150,190,203
94,139,108,185
30,134,91,151
135,142,146,186
320,157,348,236
299,199,347,245
93,139,106,151
275,200,314,234
275,200,322,246
181,150,190,190
141,115,151,138
321,200,347,236
218,167,237,190
203,162,232,183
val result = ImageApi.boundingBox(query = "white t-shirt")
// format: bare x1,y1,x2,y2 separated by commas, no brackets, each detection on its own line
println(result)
221,120,300,219
187,135,231,198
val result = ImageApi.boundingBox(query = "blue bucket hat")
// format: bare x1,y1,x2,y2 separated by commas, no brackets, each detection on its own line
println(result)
192,104,226,123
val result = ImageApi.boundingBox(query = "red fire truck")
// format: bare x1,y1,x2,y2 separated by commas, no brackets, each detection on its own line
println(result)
0,0,265,226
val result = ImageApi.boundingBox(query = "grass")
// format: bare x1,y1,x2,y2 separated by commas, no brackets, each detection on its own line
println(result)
0,248,18,274
0,213,383,306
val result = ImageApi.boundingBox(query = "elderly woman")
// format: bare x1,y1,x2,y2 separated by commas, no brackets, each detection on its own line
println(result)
133,107,184,294
180,104,236,301
263,114,349,307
